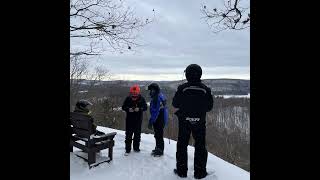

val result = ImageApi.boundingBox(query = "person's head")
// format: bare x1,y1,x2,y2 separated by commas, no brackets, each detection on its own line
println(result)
147,83,160,97
130,84,141,101
185,64,202,83
75,99,93,114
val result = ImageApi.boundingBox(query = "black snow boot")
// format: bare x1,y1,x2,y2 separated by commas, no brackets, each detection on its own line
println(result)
151,147,157,154
174,169,187,178
194,171,208,179
152,148,163,157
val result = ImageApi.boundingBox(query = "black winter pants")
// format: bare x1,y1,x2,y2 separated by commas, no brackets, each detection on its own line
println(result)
176,119,208,175
153,109,165,152
125,116,142,152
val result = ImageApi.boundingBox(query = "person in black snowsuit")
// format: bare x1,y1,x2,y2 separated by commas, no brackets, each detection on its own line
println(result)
147,83,168,156
122,85,147,154
73,99,105,136
172,64,214,179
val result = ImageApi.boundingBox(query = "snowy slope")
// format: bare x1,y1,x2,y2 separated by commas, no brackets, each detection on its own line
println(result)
217,94,250,99
70,127,250,180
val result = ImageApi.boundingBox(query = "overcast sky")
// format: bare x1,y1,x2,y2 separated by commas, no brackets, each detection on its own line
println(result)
71,0,250,81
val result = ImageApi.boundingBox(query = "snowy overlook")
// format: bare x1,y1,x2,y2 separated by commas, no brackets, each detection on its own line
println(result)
70,126,250,180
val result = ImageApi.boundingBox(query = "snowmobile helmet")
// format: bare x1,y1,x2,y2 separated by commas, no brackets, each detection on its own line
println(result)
130,84,140,101
75,99,93,113
130,84,141,96
147,83,160,97
185,64,202,82
148,83,160,92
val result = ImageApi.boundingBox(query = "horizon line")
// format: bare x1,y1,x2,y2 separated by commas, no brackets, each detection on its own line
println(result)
71,78,250,81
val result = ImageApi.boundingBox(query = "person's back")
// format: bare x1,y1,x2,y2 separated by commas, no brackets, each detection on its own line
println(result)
72,99,104,136
172,64,213,179
173,81,213,119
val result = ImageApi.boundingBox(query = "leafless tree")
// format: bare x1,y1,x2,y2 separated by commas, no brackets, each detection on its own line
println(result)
70,0,154,56
87,66,111,86
70,54,111,108
70,55,89,105
201,0,250,33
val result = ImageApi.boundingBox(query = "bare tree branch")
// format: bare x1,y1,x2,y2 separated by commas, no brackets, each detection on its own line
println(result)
201,0,250,33
70,0,154,56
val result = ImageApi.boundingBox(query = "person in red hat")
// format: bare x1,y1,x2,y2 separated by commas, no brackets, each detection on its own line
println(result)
122,84,147,155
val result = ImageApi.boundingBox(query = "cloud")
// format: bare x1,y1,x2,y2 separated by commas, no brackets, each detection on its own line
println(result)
71,0,250,81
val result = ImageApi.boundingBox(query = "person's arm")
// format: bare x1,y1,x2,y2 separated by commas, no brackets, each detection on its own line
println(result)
140,96,148,111
172,87,182,108
159,93,167,107
172,87,183,116
161,95,169,126
206,88,214,112
122,97,130,112
162,99,167,107
149,98,160,124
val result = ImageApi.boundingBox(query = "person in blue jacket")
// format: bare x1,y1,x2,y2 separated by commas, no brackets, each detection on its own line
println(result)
147,83,168,157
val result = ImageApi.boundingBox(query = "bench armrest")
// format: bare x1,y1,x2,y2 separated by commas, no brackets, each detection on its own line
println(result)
90,132,117,144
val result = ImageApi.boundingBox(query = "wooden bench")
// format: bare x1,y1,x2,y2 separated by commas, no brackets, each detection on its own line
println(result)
69,112,117,169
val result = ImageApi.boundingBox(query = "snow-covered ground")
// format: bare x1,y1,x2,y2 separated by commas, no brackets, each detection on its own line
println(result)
70,127,250,180
216,94,250,99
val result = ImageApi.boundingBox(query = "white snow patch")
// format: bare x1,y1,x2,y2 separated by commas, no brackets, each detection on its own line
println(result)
78,90,88,93
216,94,250,99
112,107,122,111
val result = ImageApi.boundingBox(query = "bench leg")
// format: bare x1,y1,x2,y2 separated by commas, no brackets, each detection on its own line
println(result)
88,151,96,166
108,147,113,161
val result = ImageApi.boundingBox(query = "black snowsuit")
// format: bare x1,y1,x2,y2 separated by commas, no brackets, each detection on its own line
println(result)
122,95,147,152
172,81,213,176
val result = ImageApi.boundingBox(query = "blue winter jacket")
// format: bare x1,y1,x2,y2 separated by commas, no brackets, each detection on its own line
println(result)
149,92,168,126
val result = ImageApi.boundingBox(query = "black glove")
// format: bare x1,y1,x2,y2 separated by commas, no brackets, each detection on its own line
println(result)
148,122,153,130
